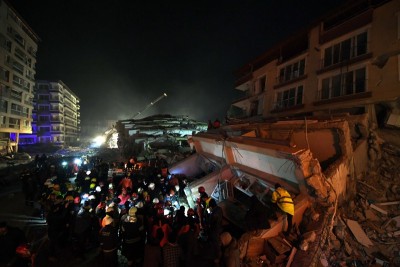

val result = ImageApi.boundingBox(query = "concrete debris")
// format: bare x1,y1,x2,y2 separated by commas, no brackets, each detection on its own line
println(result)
370,204,388,215
346,219,374,247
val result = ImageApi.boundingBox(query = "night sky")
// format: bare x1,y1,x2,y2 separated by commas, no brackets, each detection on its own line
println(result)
10,0,347,128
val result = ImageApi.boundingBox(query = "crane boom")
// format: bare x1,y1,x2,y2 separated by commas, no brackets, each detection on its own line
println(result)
132,92,167,119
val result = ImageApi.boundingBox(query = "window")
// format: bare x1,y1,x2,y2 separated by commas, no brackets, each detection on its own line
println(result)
275,85,303,109
0,99,8,112
0,67,9,82
259,76,266,92
319,67,366,100
39,116,49,122
278,59,306,83
9,118,20,127
38,94,50,101
38,84,49,90
323,31,368,67
38,105,49,111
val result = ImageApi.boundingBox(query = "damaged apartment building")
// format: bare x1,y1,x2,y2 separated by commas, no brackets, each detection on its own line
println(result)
170,0,400,266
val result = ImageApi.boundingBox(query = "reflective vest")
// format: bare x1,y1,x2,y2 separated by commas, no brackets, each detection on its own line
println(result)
271,187,294,216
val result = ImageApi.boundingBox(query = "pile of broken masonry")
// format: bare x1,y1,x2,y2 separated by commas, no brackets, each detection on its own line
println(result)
240,129,400,267
298,131,400,267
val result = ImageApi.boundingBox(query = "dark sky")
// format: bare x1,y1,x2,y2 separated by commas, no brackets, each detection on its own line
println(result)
10,0,346,125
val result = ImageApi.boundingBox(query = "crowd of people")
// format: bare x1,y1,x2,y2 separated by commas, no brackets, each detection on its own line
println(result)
9,155,241,267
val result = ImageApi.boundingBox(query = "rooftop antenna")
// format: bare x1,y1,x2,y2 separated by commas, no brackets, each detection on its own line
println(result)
131,92,167,119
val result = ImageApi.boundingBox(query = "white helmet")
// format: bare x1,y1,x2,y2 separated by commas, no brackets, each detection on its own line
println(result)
148,183,155,190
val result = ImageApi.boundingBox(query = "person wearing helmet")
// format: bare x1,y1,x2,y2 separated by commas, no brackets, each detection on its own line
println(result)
196,188,208,229
99,216,119,267
271,183,294,236
71,201,94,261
120,206,145,266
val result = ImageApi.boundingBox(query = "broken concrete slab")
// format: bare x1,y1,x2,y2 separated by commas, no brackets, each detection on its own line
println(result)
364,209,381,222
370,204,388,216
267,236,292,255
346,219,374,247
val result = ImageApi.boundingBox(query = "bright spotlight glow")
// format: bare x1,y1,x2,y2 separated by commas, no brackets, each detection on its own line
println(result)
92,135,106,148
62,161,67,166
74,158,82,166
164,209,170,216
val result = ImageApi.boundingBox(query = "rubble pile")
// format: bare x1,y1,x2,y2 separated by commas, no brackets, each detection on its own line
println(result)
320,141,400,266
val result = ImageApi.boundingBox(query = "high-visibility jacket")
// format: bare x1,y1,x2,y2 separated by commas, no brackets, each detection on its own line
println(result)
271,187,294,216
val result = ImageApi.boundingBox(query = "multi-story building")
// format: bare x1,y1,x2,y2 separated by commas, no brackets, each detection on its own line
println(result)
19,80,81,145
0,0,39,153
230,0,400,126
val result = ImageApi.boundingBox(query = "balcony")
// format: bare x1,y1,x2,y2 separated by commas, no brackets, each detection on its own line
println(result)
313,91,372,106
274,74,308,90
270,103,305,114
317,53,372,75
49,97,63,103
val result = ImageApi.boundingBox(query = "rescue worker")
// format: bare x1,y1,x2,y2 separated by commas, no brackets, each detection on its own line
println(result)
98,216,119,267
196,186,207,229
120,207,145,267
72,201,94,261
271,183,294,236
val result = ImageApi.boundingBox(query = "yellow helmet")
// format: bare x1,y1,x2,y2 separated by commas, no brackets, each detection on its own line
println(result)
90,183,96,190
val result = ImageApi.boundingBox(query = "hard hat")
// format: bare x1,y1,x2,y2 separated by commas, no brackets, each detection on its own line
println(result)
95,186,101,192
90,183,96,189
135,201,143,208
102,215,113,226
74,196,81,204
148,183,155,190
91,178,97,183
137,187,143,193
108,183,114,189
198,186,205,194
128,207,137,216
153,198,159,204
65,195,74,201
106,207,114,213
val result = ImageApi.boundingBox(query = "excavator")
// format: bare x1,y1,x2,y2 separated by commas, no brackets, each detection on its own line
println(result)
101,93,168,148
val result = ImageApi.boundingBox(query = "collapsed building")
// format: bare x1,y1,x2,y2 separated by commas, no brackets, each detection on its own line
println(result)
169,114,400,266
114,114,208,164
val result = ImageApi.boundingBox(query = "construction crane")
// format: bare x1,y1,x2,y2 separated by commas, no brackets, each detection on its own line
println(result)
98,93,168,148
132,93,168,119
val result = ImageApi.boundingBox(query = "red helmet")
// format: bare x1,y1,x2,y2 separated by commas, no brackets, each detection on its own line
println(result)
16,244,31,258
198,186,205,194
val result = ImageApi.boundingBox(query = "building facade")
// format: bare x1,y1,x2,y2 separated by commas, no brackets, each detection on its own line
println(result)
19,80,81,145
230,0,400,126
0,0,39,153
